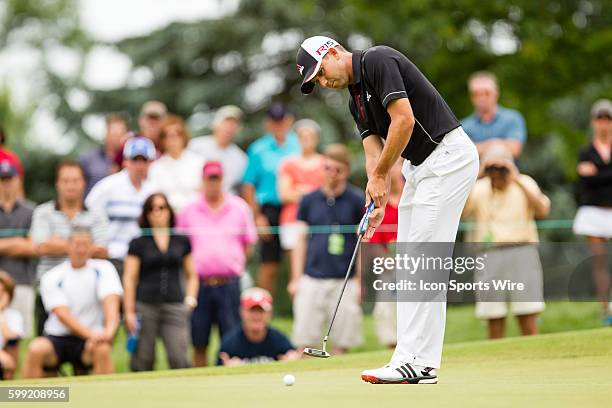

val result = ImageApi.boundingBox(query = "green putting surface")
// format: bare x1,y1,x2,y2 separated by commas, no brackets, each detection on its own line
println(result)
8,328,612,408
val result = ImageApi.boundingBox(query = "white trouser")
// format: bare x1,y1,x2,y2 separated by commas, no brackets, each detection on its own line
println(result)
391,126,479,368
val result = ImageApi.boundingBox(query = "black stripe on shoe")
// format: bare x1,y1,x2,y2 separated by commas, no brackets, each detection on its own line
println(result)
395,368,408,378
400,366,412,378
405,364,418,378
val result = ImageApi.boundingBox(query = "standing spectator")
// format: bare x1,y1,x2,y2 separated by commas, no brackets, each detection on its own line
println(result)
218,287,299,366
0,125,25,198
366,160,403,349
289,144,364,355
277,119,325,252
242,103,300,293
462,145,550,339
0,161,36,336
123,193,199,371
148,115,204,212
462,71,526,159
177,161,257,367
573,99,612,324
31,161,109,335
0,271,25,380
189,105,246,195
22,227,122,378
79,112,129,195
86,137,156,273
113,101,166,169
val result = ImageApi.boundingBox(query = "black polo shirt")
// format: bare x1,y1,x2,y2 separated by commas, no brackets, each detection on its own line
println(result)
349,46,460,166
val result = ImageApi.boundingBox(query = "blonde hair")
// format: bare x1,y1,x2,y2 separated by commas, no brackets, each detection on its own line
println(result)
160,114,191,149
324,144,351,169
468,71,499,90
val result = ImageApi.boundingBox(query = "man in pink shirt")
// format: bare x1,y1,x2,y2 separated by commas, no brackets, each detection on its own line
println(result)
177,161,257,367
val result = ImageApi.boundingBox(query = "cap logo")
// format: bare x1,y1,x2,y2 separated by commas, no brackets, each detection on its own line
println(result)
297,64,304,75
315,39,337,56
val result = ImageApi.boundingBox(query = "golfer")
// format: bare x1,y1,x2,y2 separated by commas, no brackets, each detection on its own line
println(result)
296,36,479,384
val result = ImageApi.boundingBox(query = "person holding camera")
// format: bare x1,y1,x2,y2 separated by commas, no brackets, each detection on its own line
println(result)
462,144,550,339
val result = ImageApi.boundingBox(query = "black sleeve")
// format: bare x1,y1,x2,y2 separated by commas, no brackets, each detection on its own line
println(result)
296,194,310,223
349,97,373,139
178,235,192,257
127,237,144,257
365,52,408,109
270,329,295,356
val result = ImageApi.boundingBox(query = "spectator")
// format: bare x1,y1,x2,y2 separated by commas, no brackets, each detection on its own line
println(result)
86,137,156,273
22,227,122,378
123,193,199,371
189,105,246,195
289,144,364,355
148,115,204,212
277,119,325,252
31,161,109,335
0,161,36,337
0,271,25,380
242,103,300,293
573,99,612,325
366,159,404,349
462,71,526,159
462,145,550,339
177,161,257,367
79,112,129,195
218,287,299,366
0,125,25,198
113,101,166,169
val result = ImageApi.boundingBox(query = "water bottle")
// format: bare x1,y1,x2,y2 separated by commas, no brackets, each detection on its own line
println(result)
126,314,141,354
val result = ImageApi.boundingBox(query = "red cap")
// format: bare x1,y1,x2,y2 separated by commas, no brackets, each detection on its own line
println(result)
203,161,223,178
241,287,273,311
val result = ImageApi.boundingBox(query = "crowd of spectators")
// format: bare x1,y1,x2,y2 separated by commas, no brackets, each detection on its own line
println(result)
0,70,609,378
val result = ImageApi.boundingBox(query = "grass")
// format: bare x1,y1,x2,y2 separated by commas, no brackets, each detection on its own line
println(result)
9,328,612,408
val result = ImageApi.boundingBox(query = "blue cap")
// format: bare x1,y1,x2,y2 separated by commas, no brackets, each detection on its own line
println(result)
0,160,17,178
123,136,156,160
266,103,289,121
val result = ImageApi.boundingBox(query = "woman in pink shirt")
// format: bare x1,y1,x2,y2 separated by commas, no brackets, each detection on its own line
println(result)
277,119,325,251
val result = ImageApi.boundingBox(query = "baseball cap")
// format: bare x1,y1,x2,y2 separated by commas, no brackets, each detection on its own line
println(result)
296,35,340,94
203,161,223,178
0,160,17,178
591,99,612,118
123,136,156,160
266,103,289,121
241,287,273,311
140,101,167,118
213,105,243,127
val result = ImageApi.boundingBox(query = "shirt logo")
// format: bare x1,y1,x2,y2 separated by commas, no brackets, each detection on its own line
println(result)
366,91,372,102
296,64,304,75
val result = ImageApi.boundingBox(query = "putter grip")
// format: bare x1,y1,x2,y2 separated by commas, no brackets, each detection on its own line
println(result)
359,201,376,235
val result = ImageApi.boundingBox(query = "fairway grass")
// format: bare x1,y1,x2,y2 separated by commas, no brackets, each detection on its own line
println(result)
9,328,612,408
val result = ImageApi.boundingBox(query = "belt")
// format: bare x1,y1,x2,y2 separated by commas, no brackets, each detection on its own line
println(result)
201,276,238,287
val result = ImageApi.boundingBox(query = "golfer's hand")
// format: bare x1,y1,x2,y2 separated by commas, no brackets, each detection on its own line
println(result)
255,213,272,241
365,175,389,208
364,207,385,240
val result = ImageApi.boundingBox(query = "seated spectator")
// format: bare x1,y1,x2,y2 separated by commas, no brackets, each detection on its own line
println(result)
189,105,246,195
123,193,199,371
148,115,204,212
462,145,550,339
113,101,166,169
31,161,109,335
177,161,257,367
0,271,25,380
277,119,325,252
0,161,36,337
462,71,526,159
218,287,298,366
22,227,122,378
0,125,25,198
289,144,364,355
242,103,300,293
573,99,612,324
86,137,156,274
79,112,129,195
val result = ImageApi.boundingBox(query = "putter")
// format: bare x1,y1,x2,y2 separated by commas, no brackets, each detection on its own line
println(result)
303,201,375,358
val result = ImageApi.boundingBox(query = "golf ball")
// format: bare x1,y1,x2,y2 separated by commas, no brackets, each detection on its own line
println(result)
283,374,295,386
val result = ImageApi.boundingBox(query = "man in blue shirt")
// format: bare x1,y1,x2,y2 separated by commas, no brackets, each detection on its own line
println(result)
217,287,298,365
462,71,526,159
242,103,300,294
288,144,365,356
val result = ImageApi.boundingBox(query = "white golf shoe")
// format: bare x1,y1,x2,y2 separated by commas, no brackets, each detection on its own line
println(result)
361,362,438,384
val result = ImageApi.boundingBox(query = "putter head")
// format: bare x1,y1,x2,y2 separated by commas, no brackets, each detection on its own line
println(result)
303,348,331,358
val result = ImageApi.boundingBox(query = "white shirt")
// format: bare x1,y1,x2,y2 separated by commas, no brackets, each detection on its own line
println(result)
188,135,247,195
41,259,123,337
0,308,24,348
148,151,204,212
85,170,155,259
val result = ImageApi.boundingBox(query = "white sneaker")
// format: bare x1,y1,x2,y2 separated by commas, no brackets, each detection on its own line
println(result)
361,362,438,384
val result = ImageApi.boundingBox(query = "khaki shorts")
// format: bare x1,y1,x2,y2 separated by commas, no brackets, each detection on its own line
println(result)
292,275,363,349
475,245,546,319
